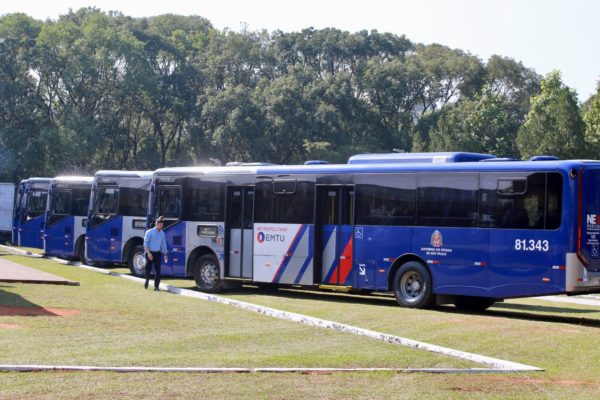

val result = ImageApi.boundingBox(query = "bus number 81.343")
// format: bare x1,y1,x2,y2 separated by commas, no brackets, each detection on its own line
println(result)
514,239,549,252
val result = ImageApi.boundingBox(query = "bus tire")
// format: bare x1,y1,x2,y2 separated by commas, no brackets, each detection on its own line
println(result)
392,261,434,308
78,242,92,265
193,254,223,293
128,245,146,277
453,296,496,312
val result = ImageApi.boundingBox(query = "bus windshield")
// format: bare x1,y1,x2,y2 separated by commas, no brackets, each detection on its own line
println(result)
93,186,119,215
25,190,48,219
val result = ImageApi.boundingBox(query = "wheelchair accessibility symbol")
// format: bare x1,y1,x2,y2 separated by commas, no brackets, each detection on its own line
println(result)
592,244,599,257
355,227,364,239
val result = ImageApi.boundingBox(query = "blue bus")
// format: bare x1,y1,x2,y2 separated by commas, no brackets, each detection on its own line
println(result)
12,178,51,249
86,170,152,274
148,153,600,310
43,176,93,261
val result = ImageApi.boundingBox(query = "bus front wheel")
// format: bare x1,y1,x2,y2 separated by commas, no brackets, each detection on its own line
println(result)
129,245,146,277
392,262,434,308
193,254,223,293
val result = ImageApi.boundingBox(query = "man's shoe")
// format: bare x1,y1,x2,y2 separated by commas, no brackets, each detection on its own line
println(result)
154,287,160,291
144,281,148,289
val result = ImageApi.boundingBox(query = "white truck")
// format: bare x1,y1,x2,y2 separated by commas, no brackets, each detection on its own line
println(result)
0,183,16,242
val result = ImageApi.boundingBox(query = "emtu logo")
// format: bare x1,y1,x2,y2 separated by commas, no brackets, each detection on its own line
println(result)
257,232,265,243
587,214,600,225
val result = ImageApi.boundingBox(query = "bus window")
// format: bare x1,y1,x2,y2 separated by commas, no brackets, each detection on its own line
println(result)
182,179,225,222
479,172,562,230
71,187,91,216
355,174,416,226
417,173,478,227
254,180,314,224
545,173,562,229
119,187,149,217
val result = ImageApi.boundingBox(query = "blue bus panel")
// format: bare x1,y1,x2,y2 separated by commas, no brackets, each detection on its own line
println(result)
43,177,92,260
13,178,50,249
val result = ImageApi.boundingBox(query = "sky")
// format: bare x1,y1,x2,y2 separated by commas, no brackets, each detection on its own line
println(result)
3,0,600,101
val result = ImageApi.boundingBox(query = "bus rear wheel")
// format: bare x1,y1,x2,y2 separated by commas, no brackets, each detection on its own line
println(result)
393,262,434,308
193,254,223,293
129,245,146,277
453,296,496,312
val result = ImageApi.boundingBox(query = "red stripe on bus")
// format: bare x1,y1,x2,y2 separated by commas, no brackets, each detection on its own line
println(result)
338,237,353,284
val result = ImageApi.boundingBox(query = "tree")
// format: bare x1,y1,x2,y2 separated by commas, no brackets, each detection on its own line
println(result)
483,56,540,157
34,8,149,173
517,71,585,159
0,13,46,182
412,44,486,114
132,14,210,167
427,86,517,156
198,85,266,163
583,82,600,157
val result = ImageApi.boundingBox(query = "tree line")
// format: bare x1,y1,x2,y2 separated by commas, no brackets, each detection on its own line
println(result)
1,8,600,183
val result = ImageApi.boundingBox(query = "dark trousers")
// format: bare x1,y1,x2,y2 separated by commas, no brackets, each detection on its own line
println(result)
145,251,162,288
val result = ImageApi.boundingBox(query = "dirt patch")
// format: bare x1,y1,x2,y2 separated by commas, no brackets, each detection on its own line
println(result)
492,376,586,386
0,323,22,329
460,375,587,387
0,305,81,317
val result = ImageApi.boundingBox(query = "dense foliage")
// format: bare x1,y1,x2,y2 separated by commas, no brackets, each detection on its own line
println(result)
1,8,598,182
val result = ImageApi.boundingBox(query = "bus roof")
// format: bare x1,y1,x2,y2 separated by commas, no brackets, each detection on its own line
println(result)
347,152,496,164
51,176,94,185
255,159,600,175
94,170,153,179
154,165,260,178
152,157,600,178
21,177,52,185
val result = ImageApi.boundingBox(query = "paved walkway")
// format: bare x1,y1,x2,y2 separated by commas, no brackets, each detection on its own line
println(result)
0,255,79,285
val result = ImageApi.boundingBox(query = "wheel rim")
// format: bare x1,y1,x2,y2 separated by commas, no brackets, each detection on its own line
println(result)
399,271,425,304
200,262,218,286
133,252,146,275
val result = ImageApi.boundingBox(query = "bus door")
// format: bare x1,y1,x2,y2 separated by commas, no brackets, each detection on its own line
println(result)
44,188,72,256
20,190,46,248
12,184,24,244
87,185,120,262
316,186,354,285
225,186,254,279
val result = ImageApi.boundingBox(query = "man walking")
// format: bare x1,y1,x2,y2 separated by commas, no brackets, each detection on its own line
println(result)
143,216,168,291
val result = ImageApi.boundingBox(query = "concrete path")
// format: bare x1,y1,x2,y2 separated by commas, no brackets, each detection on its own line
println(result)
0,255,79,285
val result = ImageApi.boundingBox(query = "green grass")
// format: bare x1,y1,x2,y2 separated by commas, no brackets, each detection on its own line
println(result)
2,251,600,398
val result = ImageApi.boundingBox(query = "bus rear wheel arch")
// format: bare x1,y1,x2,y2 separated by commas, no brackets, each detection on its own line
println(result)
193,254,223,293
392,261,434,308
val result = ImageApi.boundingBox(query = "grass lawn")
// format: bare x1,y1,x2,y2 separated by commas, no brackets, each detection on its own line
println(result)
2,252,600,399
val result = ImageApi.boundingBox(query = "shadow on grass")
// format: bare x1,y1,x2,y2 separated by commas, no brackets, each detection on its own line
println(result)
0,287,60,316
434,303,600,328
220,286,600,328
492,301,597,314
93,267,600,328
